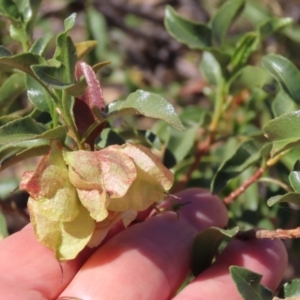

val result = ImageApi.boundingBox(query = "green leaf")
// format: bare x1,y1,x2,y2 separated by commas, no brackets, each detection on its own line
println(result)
164,123,199,168
0,116,45,145
290,166,300,187
86,7,107,61
26,74,54,112
31,65,75,89
283,278,300,297
211,138,270,194
192,227,239,276
54,13,77,84
267,192,300,207
200,51,223,86
108,90,184,130
63,12,76,31
29,33,53,55
263,111,300,156
0,139,50,172
258,17,293,40
0,47,42,76
9,0,42,49
230,266,273,300
211,0,245,46
0,116,66,145
272,90,296,117
164,5,212,49
229,66,268,91
0,0,20,21
16,0,41,26
0,73,26,113
262,54,300,104
231,32,258,71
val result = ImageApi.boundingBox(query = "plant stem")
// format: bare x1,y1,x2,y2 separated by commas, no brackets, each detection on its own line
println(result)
172,133,212,193
224,151,289,204
224,167,265,204
209,79,226,133
237,227,300,239
61,91,84,150
258,177,293,193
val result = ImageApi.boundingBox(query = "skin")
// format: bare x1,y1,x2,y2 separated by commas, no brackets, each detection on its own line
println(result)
0,188,287,300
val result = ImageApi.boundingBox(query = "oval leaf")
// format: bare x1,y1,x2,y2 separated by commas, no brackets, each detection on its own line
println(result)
272,90,296,117
0,73,26,113
267,192,300,207
108,90,184,130
289,171,300,193
200,51,223,86
231,32,258,71
211,0,245,46
26,74,54,112
262,54,300,104
263,111,300,156
164,5,212,49
29,33,53,55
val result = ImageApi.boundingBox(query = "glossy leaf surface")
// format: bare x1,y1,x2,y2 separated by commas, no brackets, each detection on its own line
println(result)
262,54,300,104
26,75,54,112
0,0,19,21
108,90,184,130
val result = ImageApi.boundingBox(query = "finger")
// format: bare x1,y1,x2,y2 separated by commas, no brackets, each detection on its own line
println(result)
174,238,287,300
0,198,155,299
0,224,94,300
59,188,228,299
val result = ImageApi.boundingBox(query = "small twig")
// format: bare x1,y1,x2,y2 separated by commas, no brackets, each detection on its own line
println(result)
258,177,293,193
224,151,289,204
224,167,265,204
237,227,300,240
172,133,212,193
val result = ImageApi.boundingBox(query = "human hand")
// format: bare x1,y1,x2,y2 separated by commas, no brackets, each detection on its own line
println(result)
0,188,287,299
